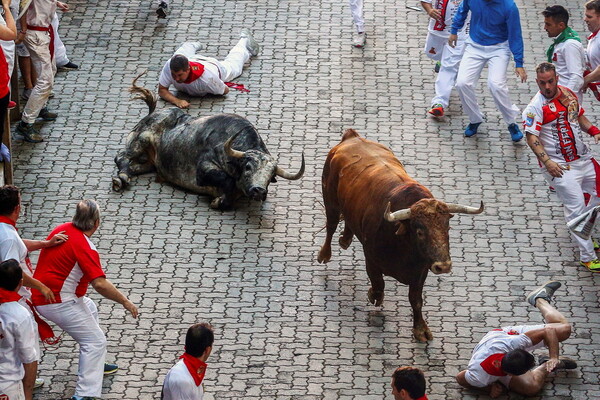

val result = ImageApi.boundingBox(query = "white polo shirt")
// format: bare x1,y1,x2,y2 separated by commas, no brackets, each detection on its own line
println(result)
0,221,34,300
159,56,227,97
0,301,38,391
162,360,204,400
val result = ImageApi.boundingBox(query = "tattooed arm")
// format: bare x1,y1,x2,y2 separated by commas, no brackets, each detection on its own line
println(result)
526,133,564,177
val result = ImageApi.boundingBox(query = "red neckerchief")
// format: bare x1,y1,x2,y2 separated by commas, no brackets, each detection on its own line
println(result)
588,29,600,40
415,396,429,400
0,287,21,303
180,353,207,386
0,215,17,228
183,62,205,84
433,0,449,31
480,353,507,376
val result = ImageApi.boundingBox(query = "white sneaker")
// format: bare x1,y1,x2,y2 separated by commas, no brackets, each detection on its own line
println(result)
240,28,260,56
352,32,366,48
34,378,45,389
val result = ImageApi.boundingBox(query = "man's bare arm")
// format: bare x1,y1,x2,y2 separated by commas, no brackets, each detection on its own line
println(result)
22,361,37,400
91,277,139,318
158,84,190,109
526,133,563,177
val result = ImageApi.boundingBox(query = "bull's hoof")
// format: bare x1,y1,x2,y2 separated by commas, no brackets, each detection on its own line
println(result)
210,197,224,209
317,247,331,264
112,177,124,192
413,327,433,342
367,288,384,307
339,236,352,250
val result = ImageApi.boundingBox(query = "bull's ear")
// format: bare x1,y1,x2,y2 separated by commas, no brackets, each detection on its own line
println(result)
395,222,406,236
271,177,277,183
449,214,455,218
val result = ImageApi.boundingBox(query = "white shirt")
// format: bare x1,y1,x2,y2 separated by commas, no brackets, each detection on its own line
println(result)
423,0,469,38
162,360,204,400
25,0,56,27
159,56,227,97
522,86,591,164
0,222,33,300
0,301,38,391
465,328,536,388
587,30,600,73
550,39,585,94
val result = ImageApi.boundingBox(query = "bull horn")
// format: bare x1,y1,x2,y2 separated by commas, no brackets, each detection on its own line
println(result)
446,201,484,215
275,153,305,180
384,202,412,222
224,133,246,159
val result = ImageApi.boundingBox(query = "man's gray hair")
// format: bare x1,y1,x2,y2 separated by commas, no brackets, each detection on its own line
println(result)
72,199,100,231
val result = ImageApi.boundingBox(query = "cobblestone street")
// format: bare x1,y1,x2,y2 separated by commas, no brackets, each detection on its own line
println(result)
9,0,600,398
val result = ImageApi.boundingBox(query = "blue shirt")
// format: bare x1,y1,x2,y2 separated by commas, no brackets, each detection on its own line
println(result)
451,0,524,67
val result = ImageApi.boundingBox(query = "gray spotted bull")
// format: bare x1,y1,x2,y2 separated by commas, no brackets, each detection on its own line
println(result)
112,75,304,209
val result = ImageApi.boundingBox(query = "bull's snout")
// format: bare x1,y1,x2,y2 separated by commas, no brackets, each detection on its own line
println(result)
249,186,267,201
430,261,452,275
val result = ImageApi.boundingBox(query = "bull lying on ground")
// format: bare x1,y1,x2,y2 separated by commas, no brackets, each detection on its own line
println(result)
318,129,483,342
112,74,304,210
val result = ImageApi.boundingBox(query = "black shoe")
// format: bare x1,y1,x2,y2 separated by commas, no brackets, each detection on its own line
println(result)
156,2,168,18
104,363,118,375
59,61,79,71
16,122,43,143
38,107,57,121
538,355,577,370
526,281,561,306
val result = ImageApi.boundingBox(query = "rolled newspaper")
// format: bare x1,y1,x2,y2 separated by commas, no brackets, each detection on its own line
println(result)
18,0,32,19
567,206,600,240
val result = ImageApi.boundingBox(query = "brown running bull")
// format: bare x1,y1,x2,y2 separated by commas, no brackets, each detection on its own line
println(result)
317,129,483,342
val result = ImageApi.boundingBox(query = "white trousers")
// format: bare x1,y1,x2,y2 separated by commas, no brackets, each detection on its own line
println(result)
542,158,600,262
430,35,466,108
455,40,520,125
176,39,251,82
424,32,447,62
36,297,107,398
0,381,25,400
348,0,364,33
51,13,70,68
22,30,56,123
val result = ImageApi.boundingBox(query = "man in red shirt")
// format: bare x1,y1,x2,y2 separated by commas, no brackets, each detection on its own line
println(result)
32,199,139,400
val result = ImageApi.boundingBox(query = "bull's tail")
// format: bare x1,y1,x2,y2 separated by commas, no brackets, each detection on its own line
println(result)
129,70,157,115
342,128,360,141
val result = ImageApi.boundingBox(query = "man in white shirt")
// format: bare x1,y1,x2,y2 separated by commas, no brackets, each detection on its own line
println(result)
162,323,214,400
523,63,600,273
542,5,585,101
583,0,600,100
158,29,259,109
456,281,575,398
0,259,39,400
421,0,469,118
15,0,67,143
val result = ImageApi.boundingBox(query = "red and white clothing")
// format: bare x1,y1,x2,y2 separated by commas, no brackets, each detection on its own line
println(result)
32,222,107,398
32,222,105,305
586,29,600,101
159,39,252,97
423,0,469,109
162,358,206,400
465,325,544,388
0,296,38,399
523,86,600,262
550,39,585,101
423,0,469,60
21,0,56,124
